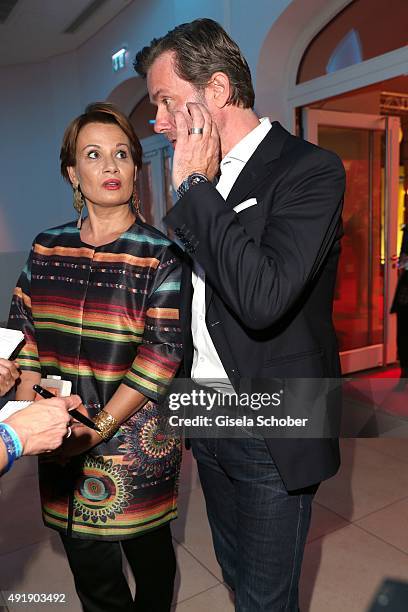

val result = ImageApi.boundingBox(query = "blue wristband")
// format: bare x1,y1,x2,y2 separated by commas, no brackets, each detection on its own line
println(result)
0,423,23,474
2,423,23,457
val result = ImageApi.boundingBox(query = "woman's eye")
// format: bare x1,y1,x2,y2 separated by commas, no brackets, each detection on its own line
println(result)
116,150,127,159
88,150,99,159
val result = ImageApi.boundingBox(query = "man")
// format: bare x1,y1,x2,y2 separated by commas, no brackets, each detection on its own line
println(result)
0,358,80,474
135,18,345,611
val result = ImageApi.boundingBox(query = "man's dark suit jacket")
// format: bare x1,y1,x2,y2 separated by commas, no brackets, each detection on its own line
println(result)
165,121,346,491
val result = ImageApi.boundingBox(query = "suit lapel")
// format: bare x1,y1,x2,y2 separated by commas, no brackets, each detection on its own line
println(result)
225,121,289,207
205,279,213,312
205,122,289,311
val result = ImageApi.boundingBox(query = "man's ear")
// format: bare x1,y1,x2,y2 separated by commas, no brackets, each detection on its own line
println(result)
67,166,78,187
206,72,230,108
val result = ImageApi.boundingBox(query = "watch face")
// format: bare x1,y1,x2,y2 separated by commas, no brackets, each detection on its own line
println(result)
177,174,208,198
189,174,207,186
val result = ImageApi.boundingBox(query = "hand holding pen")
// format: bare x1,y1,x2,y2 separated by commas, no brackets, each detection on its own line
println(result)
33,385,100,432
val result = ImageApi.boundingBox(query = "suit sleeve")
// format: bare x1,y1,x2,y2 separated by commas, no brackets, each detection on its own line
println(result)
165,148,345,331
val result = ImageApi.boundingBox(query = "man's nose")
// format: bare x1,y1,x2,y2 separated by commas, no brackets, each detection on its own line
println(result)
154,108,171,134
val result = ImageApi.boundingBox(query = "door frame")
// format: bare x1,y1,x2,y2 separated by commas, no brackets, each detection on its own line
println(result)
284,43,408,133
139,134,174,233
303,109,400,373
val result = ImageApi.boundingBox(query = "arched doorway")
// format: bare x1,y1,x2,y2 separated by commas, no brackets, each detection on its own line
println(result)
106,76,147,115
257,0,408,373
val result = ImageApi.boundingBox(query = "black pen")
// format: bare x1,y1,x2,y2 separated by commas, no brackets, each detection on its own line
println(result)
33,384,101,432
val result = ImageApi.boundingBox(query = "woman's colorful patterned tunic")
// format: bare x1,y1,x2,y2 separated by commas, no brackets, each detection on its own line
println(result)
8,219,183,540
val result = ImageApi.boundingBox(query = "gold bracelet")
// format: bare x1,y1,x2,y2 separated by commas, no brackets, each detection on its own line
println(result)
93,409,119,442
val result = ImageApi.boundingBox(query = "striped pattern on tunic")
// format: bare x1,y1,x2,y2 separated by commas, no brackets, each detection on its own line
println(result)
8,219,183,540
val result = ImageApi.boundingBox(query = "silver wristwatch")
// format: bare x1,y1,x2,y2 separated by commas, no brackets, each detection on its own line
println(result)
177,173,209,198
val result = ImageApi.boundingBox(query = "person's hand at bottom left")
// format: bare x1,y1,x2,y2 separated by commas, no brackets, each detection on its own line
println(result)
4,395,82,455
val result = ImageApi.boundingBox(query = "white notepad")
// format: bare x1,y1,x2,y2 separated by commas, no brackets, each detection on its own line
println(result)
0,327,24,359
0,401,31,421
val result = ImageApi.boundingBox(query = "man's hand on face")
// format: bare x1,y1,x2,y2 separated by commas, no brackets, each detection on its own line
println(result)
172,102,220,191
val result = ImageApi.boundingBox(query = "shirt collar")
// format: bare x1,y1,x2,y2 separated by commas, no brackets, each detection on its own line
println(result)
220,117,272,170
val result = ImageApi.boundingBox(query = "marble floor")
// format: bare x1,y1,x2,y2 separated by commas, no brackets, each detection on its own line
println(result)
1,437,408,611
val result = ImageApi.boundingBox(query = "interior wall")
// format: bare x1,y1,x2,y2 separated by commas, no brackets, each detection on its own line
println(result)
0,55,82,321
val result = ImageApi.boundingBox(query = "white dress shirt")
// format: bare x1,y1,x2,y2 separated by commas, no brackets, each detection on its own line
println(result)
191,117,273,391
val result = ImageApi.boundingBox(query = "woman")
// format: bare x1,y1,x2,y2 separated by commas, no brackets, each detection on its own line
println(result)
8,103,183,612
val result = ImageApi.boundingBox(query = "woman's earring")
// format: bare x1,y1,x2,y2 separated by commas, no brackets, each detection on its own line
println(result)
130,185,140,216
73,184,85,229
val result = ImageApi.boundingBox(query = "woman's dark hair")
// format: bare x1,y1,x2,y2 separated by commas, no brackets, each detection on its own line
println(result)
134,18,254,109
60,102,142,182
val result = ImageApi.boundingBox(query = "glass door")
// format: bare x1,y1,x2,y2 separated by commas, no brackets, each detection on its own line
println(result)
137,134,175,235
303,110,400,373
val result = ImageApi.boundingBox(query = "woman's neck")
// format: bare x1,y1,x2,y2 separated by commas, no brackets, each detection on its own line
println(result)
80,204,135,247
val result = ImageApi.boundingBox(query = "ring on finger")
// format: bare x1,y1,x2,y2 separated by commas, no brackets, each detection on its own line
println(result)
191,127,204,135
65,426,72,439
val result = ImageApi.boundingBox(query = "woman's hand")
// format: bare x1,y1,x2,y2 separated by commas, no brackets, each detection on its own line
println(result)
45,384,149,464
42,399,99,462
46,422,102,464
